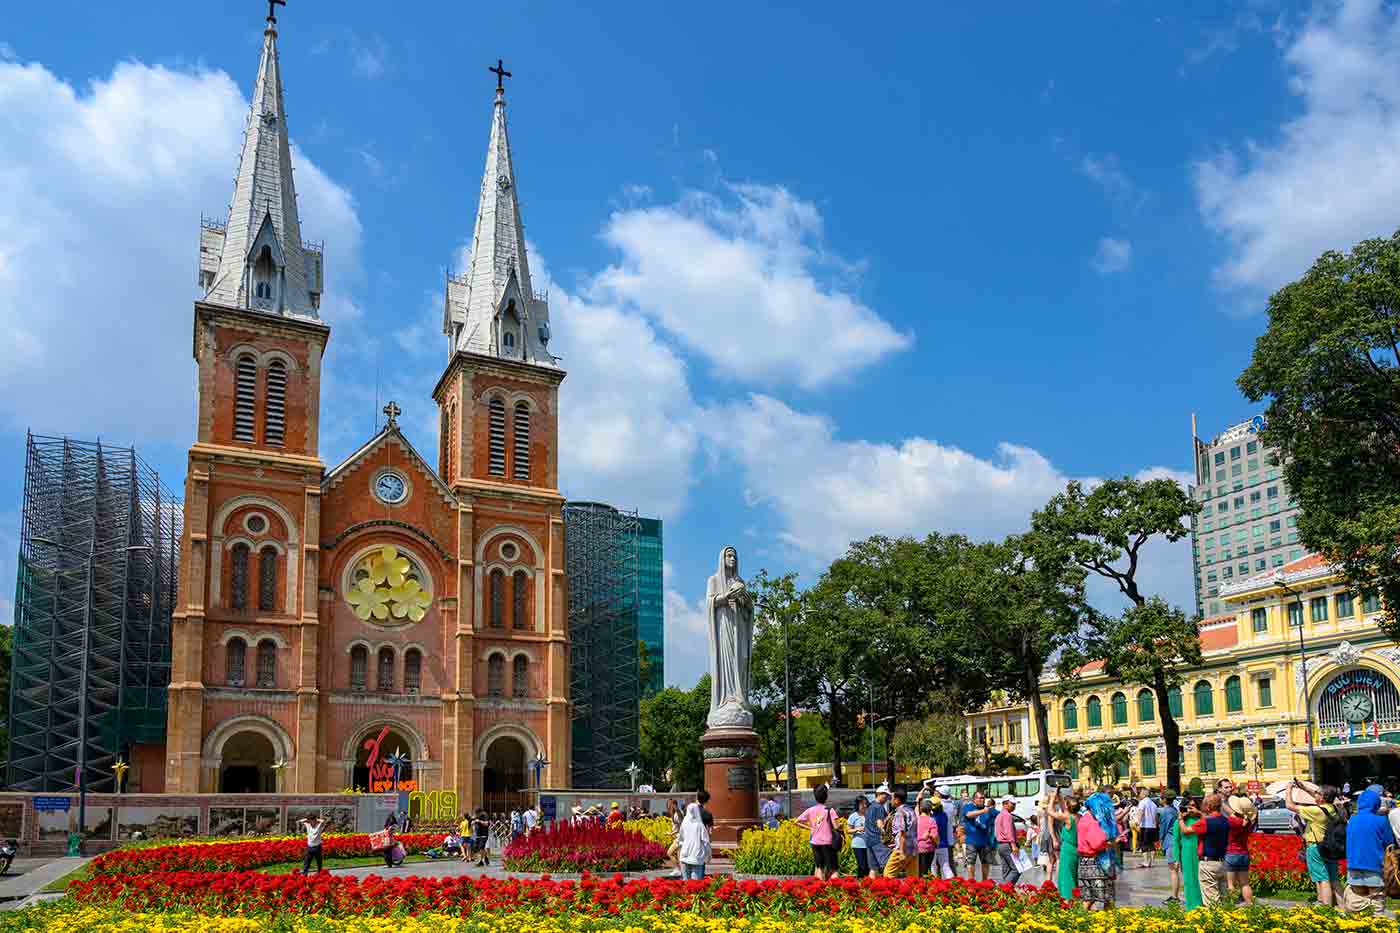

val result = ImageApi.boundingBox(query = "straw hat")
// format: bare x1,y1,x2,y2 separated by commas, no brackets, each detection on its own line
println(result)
875,783,891,796
1228,795,1258,819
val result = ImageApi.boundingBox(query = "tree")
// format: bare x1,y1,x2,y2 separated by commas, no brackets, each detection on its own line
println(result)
1033,477,1200,792
751,571,866,786
638,675,710,791
890,713,972,778
988,751,1030,774
1048,740,1080,774
1083,741,1130,787
1238,231,1400,639
983,533,1091,772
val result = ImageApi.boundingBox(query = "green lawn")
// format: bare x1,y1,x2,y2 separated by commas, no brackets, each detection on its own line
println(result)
255,853,435,875
40,863,92,893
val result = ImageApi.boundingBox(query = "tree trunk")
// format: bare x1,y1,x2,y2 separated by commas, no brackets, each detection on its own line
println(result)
1024,657,1053,771
1153,671,1182,792
832,727,844,787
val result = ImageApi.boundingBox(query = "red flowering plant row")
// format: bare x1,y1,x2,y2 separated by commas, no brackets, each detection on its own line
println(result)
88,833,441,875
502,822,667,873
1247,833,1337,895
70,873,1070,919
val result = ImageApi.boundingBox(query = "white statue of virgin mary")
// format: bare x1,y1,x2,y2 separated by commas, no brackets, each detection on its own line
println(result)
705,545,754,729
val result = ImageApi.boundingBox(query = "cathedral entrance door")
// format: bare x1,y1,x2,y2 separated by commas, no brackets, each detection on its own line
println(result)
483,736,528,814
219,731,276,793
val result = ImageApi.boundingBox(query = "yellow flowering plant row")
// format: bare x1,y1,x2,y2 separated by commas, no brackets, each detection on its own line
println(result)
9,903,1395,933
734,819,857,875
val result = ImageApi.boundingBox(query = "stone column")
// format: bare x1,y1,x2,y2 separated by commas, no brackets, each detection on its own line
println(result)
700,726,761,847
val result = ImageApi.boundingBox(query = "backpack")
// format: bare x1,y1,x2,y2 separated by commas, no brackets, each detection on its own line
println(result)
1316,806,1347,862
1383,845,1400,899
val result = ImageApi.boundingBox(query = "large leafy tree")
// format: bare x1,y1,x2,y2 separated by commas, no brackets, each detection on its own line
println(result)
890,712,972,778
1048,740,1080,774
638,675,710,790
751,571,867,786
984,533,1091,772
1033,477,1200,791
1083,741,1131,787
1238,231,1400,639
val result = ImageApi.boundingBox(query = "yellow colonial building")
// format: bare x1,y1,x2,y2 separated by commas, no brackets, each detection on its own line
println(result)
966,555,1400,790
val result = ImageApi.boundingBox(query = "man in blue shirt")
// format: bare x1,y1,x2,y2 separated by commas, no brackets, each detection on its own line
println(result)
961,791,997,881
863,784,891,877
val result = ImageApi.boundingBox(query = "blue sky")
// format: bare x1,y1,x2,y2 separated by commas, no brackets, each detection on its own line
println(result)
5,0,1400,689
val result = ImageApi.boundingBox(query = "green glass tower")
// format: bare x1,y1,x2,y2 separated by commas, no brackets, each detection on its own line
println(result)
637,518,664,697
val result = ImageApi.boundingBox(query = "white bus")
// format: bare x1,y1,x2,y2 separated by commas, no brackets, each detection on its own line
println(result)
930,770,1072,821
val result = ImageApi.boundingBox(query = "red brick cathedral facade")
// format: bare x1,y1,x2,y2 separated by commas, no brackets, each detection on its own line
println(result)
165,13,569,807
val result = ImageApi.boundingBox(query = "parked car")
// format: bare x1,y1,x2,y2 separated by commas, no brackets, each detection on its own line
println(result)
1254,797,1297,834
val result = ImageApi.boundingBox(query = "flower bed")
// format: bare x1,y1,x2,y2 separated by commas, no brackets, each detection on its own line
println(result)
501,822,667,872
1246,832,1341,896
69,873,1064,918
89,833,441,875
734,820,856,876
5,901,1397,933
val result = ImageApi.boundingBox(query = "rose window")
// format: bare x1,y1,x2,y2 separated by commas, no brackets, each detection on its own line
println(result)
345,545,432,623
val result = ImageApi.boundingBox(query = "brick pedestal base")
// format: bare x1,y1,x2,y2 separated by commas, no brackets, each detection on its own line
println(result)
700,726,760,846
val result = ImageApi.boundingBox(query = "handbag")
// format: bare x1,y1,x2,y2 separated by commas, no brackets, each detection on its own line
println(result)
1383,844,1400,899
879,806,895,848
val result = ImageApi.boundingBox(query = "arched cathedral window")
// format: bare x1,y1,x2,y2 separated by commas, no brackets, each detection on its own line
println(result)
264,360,286,447
512,402,530,480
258,546,278,612
487,397,506,476
230,543,250,610
234,354,257,442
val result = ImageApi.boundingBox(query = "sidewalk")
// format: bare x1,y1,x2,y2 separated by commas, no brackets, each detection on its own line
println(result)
0,857,90,910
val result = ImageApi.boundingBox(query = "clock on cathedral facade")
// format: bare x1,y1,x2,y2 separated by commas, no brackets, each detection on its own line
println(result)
164,11,568,808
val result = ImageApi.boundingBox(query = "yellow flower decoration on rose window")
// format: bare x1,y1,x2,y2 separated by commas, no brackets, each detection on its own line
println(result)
346,546,430,622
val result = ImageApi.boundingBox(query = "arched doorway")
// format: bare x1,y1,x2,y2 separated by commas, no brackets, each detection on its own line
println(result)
353,726,416,792
1313,666,1400,788
483,736,527,813
220,731,276,793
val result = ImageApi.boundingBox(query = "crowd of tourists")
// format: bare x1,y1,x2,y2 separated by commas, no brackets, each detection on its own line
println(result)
787,777,1397,913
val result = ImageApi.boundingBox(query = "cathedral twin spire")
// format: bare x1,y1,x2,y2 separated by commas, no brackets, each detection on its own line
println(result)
200,6,322,318
201,12,551,365
443,61,554,366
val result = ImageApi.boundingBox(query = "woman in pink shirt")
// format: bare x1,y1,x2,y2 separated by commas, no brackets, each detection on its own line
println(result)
916,798,939,876
796,783,841,881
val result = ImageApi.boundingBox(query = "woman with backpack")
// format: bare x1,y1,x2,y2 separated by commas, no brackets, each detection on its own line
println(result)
796,783,842,881
1284,780,1344,908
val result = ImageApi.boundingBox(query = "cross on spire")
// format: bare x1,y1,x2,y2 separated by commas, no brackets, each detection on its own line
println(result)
265,0,286,22
383,401,401,427
489,58,512,91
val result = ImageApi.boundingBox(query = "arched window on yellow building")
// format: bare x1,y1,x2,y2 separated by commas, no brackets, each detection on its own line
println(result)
1062,699,1078,731
1136,689,1155,723
1193,680,1214,716
1111,692,1128,725
1086,696,1102,728
1225,676,1243,713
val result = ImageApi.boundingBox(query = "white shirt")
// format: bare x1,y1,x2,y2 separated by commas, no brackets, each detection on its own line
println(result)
523,809,539,830
678,804,710,865
1137,798,1158,829
302,820,324,847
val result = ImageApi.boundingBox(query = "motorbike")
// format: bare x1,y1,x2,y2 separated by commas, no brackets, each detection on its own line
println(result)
0,839,16,875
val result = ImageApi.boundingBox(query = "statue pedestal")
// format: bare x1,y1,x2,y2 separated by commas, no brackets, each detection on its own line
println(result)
701,726,761,847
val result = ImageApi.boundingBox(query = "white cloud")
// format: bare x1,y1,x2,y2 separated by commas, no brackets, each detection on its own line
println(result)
701,393,1198,611
1092,237,1133,274
591,183,912,389
1080,154,1143,209
1195,0,1400,295
0,59,362,442
663,561,709,689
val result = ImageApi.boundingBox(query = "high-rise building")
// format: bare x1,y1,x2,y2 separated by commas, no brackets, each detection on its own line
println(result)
1189,416,1308,619
637,518,664,696
564,502,640,788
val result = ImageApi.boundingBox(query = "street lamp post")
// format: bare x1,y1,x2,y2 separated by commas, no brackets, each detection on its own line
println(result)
32,536,150,854
782,603,797,821
1274,573,1317,779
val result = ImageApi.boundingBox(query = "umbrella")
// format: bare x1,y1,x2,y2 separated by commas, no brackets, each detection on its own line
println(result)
1266,779,1318,805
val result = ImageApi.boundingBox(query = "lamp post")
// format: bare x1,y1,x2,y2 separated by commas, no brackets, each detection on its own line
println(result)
32,536,150,854
1274,573,1317,779
865,682,894,788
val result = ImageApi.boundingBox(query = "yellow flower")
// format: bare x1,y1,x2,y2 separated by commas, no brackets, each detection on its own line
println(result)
347,577,390,620
368,546,411,587
388,577,431,621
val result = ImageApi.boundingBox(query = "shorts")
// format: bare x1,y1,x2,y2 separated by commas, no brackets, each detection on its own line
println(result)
1304,843,1340,884
1224,853,1249,871
1137,827,1157,851
969,845,996,867
812,843,839,874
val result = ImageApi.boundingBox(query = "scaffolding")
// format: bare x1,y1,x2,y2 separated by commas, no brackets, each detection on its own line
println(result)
564,502,640,789
7,434,181,792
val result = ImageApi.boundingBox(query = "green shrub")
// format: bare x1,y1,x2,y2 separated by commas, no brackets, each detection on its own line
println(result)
733,819,857,875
